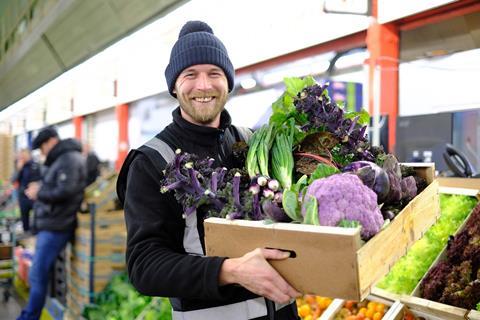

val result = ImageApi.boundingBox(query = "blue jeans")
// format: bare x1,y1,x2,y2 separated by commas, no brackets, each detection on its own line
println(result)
17,230,72,320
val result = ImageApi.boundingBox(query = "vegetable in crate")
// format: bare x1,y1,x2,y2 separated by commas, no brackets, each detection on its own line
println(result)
301,173,384,240
420,202,480,310
292,82,373,165
376,194,477,294
161,149,289,222
83,272,157,320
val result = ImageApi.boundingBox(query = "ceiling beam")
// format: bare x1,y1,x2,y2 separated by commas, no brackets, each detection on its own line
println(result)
236,31,367,75
0,0,75,78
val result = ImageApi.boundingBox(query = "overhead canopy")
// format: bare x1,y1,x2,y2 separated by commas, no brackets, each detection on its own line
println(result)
0,0,185,112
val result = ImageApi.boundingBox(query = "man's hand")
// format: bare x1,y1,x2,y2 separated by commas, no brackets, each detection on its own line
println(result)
218,248,301,304
25,182,40,200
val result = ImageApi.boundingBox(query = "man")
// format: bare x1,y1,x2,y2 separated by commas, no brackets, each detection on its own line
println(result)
82,143,101,186
17,127,86,320
12,148,42,232
117,21,300,320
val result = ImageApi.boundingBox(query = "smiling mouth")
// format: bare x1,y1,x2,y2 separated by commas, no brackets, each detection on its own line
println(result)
192,96,215,103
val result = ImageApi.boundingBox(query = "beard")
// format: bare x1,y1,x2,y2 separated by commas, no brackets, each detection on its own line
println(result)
178,90,228,125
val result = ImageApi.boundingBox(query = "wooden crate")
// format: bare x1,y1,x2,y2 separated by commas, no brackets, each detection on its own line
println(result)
205,165,440,300
68,267,113,294
319,295,397,320
82,173,118,212
437,177,480,191
77,210,125,229
397,201,480,319
0,134,13,183
66,291,88,318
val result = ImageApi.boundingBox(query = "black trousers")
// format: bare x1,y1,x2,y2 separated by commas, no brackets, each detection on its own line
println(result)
18,199,33,232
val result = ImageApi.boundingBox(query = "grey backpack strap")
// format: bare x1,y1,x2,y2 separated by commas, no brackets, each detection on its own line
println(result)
233,125,253,143
143,136,176,164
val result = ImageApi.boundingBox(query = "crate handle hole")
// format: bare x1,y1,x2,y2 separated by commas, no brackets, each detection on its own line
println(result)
265,247,296,258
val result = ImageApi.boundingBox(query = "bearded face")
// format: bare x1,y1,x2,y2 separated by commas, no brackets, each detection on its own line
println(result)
174,64,229,126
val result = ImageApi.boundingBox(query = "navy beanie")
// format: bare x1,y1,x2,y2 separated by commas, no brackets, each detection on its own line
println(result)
165,21,234,97
32,126,58,150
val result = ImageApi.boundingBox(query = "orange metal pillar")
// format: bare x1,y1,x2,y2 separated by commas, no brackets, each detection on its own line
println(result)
116,104,129,171
367,4,399,153
73,116,83,141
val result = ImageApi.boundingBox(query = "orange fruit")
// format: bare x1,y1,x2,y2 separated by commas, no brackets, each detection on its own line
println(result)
375,304,385,313
374,312,383,320
367,302,377,310
305,295,316,305
358,307,368,316
366,309,375,318
319,298,331,310
298,304,311,318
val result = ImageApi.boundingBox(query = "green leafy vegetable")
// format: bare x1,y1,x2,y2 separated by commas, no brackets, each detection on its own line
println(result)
337,220,361,228
376,194,478,294
308,163,340,184
282,189,302,222
302,195,319,226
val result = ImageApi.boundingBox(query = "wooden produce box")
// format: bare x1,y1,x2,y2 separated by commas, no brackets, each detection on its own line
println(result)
437,177,480,190
205,164,440,301
319,295,395,320
82,172,118,213
66,210,127,315
395,201,480,320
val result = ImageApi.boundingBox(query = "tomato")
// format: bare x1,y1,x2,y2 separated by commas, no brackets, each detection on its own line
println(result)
345,300,355,310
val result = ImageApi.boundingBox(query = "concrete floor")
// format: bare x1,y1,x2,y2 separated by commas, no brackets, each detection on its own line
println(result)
0,291,22,320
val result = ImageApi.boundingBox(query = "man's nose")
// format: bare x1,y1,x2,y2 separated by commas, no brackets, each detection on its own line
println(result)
195,73,213,91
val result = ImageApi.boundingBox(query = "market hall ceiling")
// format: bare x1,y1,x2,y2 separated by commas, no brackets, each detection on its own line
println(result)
0,0,187,112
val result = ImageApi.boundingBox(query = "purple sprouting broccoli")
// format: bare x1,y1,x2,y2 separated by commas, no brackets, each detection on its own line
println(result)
302,173,384,240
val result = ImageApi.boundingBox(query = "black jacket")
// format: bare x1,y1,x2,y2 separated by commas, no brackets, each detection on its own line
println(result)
13,159,42,207
117,108,297,318
33,138,87,232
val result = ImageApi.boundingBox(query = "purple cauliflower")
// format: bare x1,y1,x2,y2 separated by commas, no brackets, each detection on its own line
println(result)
302,173,384,240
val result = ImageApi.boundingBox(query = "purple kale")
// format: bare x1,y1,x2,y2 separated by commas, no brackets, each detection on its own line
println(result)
293,83,372,162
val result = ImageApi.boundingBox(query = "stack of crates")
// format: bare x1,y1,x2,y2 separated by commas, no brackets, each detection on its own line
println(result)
0,134,13,183
66,173,126,317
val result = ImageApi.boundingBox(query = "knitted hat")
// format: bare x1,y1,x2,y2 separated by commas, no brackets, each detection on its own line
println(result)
165,21,234,97
32,127,58,149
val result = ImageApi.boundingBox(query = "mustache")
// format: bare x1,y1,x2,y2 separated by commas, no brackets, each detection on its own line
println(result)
189,91,219,98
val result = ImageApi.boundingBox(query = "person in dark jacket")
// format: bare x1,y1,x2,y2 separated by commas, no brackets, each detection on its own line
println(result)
82,143,101,186
12,149,42,232
17,127,86,320
117,21,300,320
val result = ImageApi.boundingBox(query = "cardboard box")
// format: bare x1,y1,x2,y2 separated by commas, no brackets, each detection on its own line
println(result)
205,165,439,300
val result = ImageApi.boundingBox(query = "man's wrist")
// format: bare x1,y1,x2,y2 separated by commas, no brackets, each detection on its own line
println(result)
218,258,237,286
